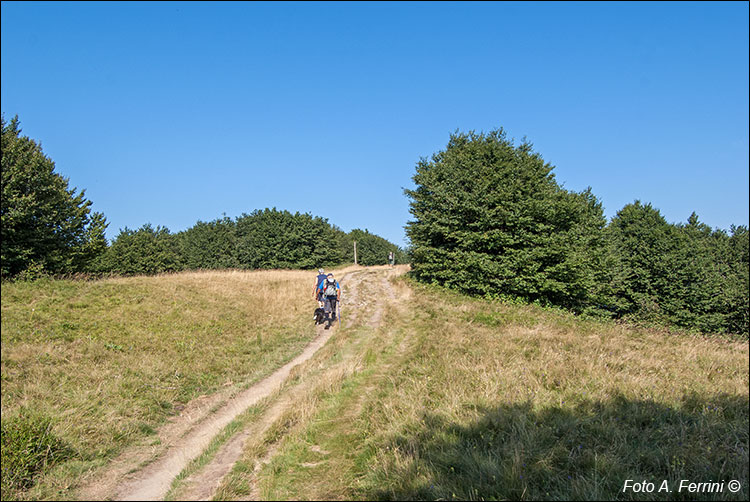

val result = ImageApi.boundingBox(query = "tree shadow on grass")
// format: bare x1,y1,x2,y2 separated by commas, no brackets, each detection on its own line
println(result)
363,393,748,501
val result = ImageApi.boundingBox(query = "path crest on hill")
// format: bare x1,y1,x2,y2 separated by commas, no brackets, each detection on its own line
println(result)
75,266,402,501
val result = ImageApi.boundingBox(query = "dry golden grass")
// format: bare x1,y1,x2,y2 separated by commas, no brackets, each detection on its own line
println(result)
1,266,355,500
245,278,749,501
3,266,747,501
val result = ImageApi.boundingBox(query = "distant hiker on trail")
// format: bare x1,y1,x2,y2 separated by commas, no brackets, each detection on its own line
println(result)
317,273,341,329
313,268,328,307
389,251,395,267
313,268,329,324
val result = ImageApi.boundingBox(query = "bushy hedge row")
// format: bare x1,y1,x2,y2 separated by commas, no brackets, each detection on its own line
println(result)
90,209,407,276
606,203,748,335
405,129,748,336
350,228,404,266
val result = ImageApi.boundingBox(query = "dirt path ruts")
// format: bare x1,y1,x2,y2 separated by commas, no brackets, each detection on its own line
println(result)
110,270,365,501
238,268,401,501
178,267,402,501
174,269,380,501
75,268,402,501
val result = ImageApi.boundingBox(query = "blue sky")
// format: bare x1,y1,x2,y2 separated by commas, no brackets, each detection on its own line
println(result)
2,1,748,247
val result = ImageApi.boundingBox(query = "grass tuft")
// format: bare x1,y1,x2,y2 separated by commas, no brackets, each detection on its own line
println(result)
1,408,73,498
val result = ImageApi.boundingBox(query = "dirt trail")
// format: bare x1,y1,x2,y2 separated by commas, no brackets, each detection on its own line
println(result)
76,266,402,501
240,267,400,501
176,268,381,501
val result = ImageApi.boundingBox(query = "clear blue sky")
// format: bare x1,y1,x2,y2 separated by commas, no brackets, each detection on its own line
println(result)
2,1,748,247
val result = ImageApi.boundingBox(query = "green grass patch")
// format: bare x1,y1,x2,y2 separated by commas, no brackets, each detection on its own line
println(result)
1,269,320,500
3,268,747,500
241,278,749,501
1,408,73,499
254,368,375,501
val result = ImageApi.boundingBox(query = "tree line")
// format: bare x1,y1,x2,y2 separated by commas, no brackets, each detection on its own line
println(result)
405,129,749,336
90,211,406,276
1,115,406,280
4,116,746,336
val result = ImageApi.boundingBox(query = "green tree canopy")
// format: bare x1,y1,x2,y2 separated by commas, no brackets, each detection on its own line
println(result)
94,224,183,276
347,228,406,266
606,203,749,334
90,208,405,276
1,115,108,278
606,201,682,323
724,225,749,334
177,216,239,270
405,128,607,312
235,208,346,270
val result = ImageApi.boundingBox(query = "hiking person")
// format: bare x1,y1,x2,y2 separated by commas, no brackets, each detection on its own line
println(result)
312,268,328,324
317,273,341,329
313,268,328,307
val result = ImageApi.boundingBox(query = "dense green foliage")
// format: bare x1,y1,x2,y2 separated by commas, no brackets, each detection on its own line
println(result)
234,208,347,269
406,128,749,335
93,223,183,276
1,115,108,278
178,216,239,270
405,129,609,313
90,209,405,276
349,228,408,266
606,203,749,334
1,409,72,498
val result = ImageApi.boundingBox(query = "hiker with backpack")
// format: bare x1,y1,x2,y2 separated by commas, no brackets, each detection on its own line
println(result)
317,273,341,329
313,268,328,307
312,268,329,325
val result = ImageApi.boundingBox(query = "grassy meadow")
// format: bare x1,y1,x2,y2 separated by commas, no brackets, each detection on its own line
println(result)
1,267,748,501
224,277,749,501
1,267,356,500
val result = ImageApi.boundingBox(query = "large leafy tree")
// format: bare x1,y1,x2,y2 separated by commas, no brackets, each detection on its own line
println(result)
177,216,239,270
235,208,346,270
405,128,607,312
606,201,683,324
724,225,749,334
94,224,183,276
606,203,749,335
1,115,108,278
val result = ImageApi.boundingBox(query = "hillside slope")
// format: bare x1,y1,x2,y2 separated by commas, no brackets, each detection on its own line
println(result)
2,266,748,501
